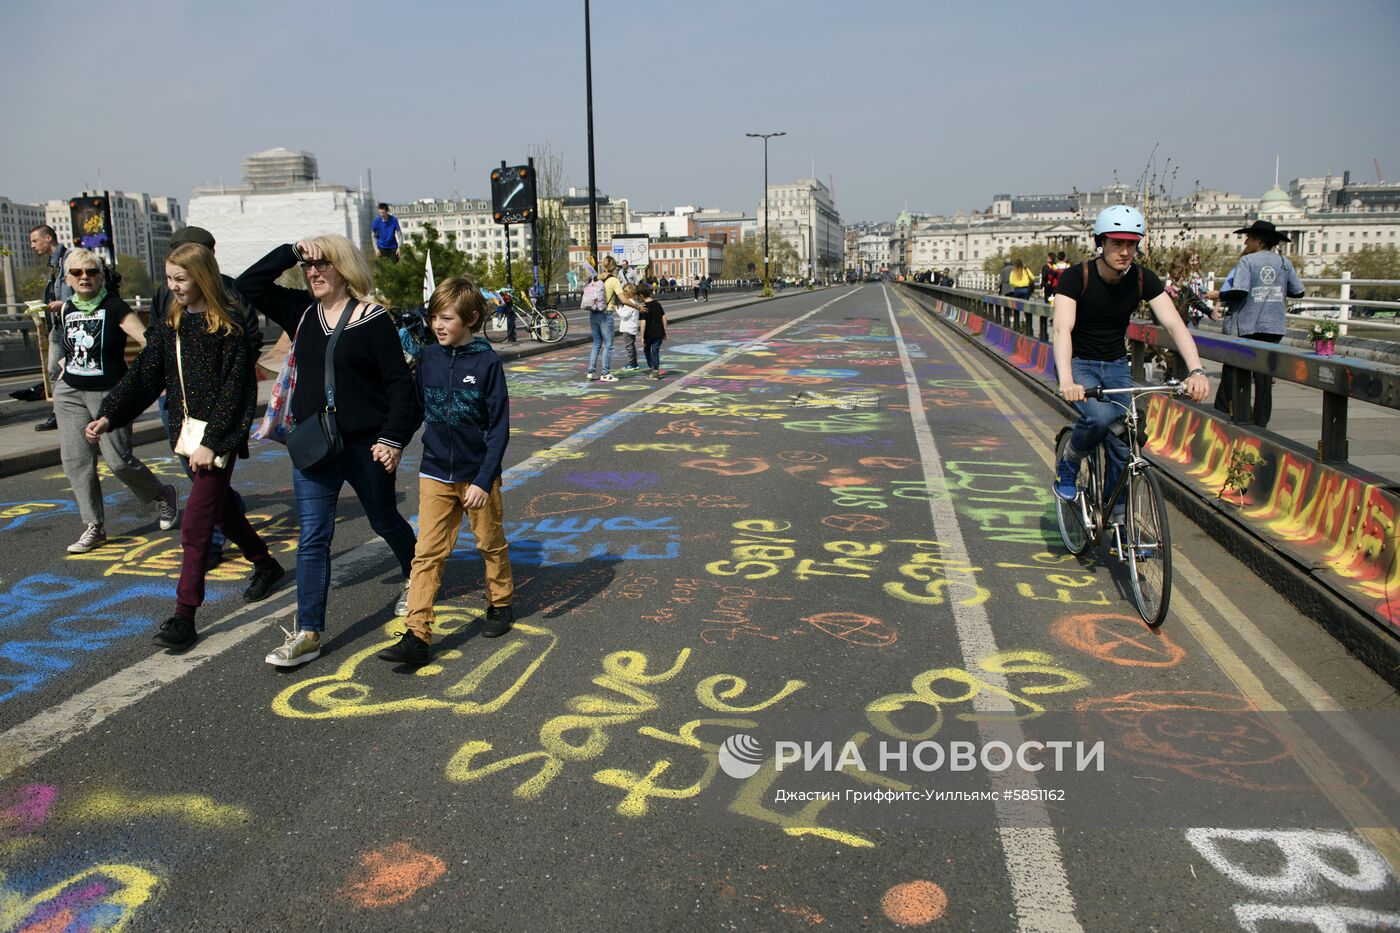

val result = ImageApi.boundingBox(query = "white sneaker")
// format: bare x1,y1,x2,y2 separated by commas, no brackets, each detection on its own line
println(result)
600,373,618,382
155,484,180,531
395,579,412,616
265,628,321,667
67,522,106,554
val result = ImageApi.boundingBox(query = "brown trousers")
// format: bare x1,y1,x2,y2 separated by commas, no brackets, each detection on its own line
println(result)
405,476,513,643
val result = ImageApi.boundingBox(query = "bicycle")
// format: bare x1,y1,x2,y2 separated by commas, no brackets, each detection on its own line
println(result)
483,289,568,345
1054,380,1187,627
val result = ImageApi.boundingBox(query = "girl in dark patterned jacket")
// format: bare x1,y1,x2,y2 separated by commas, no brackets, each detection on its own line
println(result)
88,244,284,651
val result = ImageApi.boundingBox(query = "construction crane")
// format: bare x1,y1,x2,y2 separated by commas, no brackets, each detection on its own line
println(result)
1376,158,1388,184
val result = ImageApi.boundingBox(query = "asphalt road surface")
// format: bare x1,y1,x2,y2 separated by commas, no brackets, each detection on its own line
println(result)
1,285,1397,931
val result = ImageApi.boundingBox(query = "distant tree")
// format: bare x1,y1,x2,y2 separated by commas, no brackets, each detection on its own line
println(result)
115,254,155,300
981,243,1089,276
527,143,570,300
723,235,800,280
1323,245,1400,303
481,250,535,293
372,223,483,309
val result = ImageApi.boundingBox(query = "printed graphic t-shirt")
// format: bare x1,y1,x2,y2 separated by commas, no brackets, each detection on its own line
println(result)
1055,261,1164,361
61,292,135,391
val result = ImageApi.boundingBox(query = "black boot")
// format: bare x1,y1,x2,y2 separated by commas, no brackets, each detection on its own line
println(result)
378,630,431,665
34,413,57,431
482,604,514,638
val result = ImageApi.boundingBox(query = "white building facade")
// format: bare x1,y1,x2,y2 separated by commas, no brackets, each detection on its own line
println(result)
758,178,843,278
390,198,536,261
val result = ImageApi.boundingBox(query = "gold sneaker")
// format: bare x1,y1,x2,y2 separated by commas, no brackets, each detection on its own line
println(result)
265,627,321,667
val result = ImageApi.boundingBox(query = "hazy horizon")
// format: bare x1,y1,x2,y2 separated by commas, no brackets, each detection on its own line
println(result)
4,0,1397,224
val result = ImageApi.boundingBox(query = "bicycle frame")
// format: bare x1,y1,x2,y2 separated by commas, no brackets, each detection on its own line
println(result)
1079,382,1183,547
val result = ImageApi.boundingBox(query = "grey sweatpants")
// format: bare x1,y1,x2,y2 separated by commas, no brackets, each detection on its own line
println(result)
54,379,164,526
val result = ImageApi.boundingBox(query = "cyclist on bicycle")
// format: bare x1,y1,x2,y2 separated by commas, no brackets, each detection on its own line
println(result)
1051,206,1211,516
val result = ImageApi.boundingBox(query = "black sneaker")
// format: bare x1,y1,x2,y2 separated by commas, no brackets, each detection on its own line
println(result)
243,560,285,602
205,547,224,572
481,604,514,638
377,630,431,665
34,413,57,432
153,616,197,650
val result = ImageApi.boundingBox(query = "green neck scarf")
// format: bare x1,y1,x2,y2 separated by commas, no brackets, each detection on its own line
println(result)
70,287,107,312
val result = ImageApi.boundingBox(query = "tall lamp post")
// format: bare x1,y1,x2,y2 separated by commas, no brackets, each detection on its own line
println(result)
584,0,598,269
746,131,785,293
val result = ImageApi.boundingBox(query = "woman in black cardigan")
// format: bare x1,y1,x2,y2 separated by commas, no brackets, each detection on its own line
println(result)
236,235,420,668
88,244,284,650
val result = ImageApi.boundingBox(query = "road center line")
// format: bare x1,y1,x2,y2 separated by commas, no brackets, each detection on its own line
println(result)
881,286,1082,933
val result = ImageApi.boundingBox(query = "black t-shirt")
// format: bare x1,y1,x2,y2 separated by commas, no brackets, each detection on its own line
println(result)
60,292,135,391
640,300,667,341
1054,260,1164,361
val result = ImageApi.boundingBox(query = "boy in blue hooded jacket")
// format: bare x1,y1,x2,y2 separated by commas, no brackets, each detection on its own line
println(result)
379,276,514,665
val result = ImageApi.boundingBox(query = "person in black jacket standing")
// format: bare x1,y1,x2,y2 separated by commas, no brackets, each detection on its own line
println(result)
89,244,284,650
236,235,420,668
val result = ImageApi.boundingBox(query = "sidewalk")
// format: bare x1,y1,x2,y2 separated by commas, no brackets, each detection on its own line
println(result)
0,287,815,478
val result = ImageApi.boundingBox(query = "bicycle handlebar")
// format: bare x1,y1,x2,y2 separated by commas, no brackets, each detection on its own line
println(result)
1082,381,1187,401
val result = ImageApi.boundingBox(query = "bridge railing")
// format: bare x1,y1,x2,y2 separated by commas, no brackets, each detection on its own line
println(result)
903,282,1400,468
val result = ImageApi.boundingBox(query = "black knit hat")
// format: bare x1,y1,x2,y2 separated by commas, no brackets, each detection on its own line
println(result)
170,226,216,249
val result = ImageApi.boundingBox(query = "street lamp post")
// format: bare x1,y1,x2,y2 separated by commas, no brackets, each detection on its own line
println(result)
584,0,598,269
746,131,785,294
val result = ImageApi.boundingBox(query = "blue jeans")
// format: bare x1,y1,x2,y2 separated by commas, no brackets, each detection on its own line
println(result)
1066,357,1131,501
291,438,417,632
1011,287,1032,299
644,339,663,371
160,392,236,549
588,311,614,374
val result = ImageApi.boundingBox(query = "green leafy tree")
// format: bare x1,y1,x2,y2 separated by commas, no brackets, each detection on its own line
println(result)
982,243,1089,275
481,251,534,293
723,235,800,280
16,266,48,302
115,254,155,300
372,223,482,308
1323,244,1400,303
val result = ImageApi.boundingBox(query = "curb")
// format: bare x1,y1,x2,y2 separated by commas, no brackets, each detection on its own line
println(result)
0,288,830,479
898,285,1400,690
0,420,169,480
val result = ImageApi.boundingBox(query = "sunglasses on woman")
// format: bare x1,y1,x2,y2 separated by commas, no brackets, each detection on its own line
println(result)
68,267,102,279
300,260,333,273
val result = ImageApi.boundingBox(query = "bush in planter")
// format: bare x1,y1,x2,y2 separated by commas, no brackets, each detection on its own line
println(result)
1308,319,1340,342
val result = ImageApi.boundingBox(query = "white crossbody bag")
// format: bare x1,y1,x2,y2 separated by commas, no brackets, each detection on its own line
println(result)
173,333,229,469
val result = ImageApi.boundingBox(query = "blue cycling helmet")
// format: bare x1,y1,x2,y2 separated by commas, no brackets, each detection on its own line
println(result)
1093,205,1146,241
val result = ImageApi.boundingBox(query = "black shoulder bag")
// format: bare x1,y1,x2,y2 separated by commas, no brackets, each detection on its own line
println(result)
286,300,354,471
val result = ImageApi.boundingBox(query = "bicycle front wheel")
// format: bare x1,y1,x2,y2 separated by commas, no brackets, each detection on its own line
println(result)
484,311,511,344
1126,467,1172,627
1054,429,1092,555
536,309,568,343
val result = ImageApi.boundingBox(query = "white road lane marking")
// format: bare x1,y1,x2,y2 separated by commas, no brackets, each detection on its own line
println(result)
881,286,1083,932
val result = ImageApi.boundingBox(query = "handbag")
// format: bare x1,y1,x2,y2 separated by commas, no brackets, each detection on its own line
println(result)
252,307,310,445
286,300,354,472
173,331,230,469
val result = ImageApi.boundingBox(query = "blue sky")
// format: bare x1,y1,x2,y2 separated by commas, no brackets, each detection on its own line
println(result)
4,0,1397,222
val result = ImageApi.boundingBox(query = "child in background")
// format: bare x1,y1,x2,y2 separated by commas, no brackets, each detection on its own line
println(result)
379,275,514,666
637,282,667,380
616,283,640,371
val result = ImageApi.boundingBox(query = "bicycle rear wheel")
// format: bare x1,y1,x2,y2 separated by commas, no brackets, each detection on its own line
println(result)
1126,467,1172,627
1054,429,1093,555
536,309,568,343
483,311,511,344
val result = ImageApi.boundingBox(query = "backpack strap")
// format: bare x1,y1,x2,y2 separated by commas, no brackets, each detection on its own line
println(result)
1137,264,1144,303
1078,259,1092,300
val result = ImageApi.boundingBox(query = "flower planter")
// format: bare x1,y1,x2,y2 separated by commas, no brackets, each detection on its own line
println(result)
1313,338,1335,356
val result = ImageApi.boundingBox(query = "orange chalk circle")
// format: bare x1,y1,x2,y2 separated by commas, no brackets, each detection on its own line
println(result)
802,611,898,648
342,842,446,908
1050,612,1186,668
524,492,620,517
777,450,829,463
882,880,948,926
